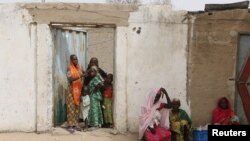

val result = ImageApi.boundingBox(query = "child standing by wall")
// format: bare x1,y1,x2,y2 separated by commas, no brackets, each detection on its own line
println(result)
103,74,113,128
80,87,90,130
88,66,104,130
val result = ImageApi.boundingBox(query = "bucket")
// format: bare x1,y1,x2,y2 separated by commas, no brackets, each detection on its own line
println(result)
192,130,208,141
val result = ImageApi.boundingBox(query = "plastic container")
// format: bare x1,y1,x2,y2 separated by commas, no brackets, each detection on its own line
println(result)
192,130,208,141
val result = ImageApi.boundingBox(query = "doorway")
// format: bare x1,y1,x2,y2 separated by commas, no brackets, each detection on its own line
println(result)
52,25,115,127
52,27,88,126
236,34,250,124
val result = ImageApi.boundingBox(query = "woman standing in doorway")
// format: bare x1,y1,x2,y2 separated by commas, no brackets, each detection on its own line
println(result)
85,57,107,86
88,66,104,130
66,54,84,133
84,57,107,128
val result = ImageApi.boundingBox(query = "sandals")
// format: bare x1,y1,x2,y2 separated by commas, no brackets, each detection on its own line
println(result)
74,126,82,131
65,126,82,133
66,127,75,134
87,127,98,131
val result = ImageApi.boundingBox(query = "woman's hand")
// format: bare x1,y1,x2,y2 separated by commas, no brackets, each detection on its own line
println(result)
149,127,156,134
83,69,90,77
68,75,82,83
172,132,177,140
160,88,168,95
160,87,172,108
94,85,100,92
94,83,104,92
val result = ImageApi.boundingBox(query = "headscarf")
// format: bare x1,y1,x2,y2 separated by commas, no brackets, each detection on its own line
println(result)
172,98,180,104
139,88,170,139
68,58,83,106
88,57,99,69
91,65,98,72
212,97,235,124
91,66,104,82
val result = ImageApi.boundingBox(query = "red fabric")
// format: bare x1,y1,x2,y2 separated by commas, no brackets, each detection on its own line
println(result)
69,62,83,106
237,84,250,123
144,127,171,141
103,86,112,99
139,88,170,140
212,97,236,125
156,103,166,111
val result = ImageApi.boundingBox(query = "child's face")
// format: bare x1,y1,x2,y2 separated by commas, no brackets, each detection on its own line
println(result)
90,69,97,77
106,77,112,84
172,102,180,111
105,75,113,84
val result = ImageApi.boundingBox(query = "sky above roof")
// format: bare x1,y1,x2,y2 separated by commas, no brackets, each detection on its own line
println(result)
171,0,248,11
0,0,247,11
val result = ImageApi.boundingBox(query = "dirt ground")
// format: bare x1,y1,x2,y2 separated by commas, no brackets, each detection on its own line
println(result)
0,128,138,141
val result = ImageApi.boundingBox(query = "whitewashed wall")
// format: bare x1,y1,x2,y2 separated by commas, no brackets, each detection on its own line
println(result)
0,4,36,132
0,3,189,132
36,24,54,132
125,5,189,132
114,4,189,132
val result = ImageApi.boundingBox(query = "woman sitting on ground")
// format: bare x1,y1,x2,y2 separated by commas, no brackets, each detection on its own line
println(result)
212,97,240,125
139,88,172,141
169,98,192,141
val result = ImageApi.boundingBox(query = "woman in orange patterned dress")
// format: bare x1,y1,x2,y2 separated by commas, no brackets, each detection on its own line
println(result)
66,54,84,133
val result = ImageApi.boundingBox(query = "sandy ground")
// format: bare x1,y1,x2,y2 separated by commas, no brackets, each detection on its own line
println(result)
0,128,138,141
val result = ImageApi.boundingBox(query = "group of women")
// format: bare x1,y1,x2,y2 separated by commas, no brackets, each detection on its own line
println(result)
139,88,240,141
65,55,113,133
65,54,240,139
139,88,191,141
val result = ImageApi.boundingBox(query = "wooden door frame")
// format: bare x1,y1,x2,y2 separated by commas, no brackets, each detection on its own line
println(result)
235,33,250,123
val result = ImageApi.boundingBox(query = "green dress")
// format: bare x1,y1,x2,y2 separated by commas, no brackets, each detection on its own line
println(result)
88,75,103,127
170,109,192,141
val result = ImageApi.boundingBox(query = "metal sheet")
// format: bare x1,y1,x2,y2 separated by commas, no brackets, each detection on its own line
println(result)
52,28,87,126
205,1,249,11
